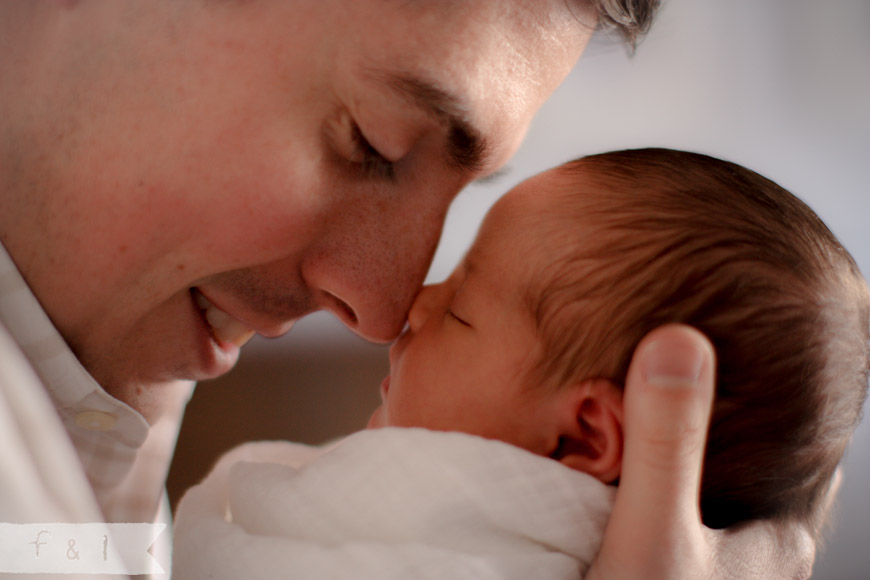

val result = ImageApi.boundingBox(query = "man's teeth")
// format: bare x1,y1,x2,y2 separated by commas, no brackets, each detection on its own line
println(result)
194,292,255,347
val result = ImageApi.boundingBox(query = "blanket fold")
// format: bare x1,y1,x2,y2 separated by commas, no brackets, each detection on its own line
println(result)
173,428,613,579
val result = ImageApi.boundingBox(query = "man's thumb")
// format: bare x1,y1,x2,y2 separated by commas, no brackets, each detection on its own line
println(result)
618,324,716,523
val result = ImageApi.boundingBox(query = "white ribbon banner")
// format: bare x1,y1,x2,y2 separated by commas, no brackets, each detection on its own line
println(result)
0,523,165,574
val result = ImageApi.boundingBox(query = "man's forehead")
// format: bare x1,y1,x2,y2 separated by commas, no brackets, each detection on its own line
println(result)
354,0,593,173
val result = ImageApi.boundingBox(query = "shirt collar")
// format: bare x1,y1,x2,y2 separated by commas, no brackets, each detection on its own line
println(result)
0,241,150,448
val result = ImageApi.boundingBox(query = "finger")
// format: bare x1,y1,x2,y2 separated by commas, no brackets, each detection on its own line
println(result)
598,325,716,573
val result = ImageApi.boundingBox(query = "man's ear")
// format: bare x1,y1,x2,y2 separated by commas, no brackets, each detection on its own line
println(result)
551,379,623,484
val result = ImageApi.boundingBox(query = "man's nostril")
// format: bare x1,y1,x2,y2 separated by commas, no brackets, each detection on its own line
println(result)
335,296,357,325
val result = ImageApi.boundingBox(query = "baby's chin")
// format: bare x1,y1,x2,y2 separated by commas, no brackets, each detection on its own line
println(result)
366,405,386,429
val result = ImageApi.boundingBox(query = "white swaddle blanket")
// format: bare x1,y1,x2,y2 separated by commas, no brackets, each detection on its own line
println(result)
173,428,614,579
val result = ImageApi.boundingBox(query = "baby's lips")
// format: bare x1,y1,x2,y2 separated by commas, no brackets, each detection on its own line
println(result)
380,375,391,401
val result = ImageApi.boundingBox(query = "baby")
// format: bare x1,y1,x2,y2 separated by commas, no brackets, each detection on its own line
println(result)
173,148,869,579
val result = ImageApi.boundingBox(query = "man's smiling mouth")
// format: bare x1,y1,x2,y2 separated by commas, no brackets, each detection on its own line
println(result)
193,289,256,347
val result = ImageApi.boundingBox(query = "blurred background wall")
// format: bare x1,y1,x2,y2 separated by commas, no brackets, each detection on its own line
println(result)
168,0,869,577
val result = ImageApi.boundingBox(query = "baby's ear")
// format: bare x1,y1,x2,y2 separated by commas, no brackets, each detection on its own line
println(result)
551,379,623,483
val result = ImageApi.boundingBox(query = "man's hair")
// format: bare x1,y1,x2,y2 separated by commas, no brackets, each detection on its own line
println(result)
525,148,870,532
589,0,661,49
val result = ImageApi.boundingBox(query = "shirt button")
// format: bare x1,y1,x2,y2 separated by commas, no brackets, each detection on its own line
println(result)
74,411,117,431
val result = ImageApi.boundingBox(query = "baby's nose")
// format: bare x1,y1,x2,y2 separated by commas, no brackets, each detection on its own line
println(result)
407,285,440,332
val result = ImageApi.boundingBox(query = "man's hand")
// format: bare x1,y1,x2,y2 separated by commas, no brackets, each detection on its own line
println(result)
585,325,816,580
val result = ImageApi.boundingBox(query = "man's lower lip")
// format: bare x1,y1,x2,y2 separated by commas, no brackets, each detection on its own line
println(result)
184,290,245,380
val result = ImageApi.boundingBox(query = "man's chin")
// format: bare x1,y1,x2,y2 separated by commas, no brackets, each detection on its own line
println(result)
90,343,238,421
98,375,194,423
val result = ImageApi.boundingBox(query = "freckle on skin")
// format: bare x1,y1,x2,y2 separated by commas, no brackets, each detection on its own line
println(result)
177,264,185,271
118,244,128,254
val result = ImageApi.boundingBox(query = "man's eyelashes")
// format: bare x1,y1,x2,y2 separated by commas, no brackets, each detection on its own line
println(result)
350,122,396,181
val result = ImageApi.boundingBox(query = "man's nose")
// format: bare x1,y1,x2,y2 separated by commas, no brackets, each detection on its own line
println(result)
304,174,462,342
306,220,444,342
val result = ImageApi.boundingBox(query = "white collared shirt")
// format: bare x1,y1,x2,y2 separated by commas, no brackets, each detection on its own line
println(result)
0,241,193,573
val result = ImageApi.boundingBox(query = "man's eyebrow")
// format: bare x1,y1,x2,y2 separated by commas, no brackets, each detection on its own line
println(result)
378,72,491,174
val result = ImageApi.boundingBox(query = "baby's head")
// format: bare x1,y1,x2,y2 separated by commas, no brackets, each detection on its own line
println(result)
368,148,870,532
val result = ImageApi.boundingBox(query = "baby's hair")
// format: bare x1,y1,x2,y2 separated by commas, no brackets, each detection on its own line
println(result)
525,148,869,532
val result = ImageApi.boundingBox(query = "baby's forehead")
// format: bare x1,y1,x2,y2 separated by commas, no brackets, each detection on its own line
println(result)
484,170,570,227
487,170,599,239
469,183,571,283
474,193,551,255
474,164,628,277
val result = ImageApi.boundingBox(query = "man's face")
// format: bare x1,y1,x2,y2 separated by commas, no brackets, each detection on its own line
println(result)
7,0,592,412
367,172,572,455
